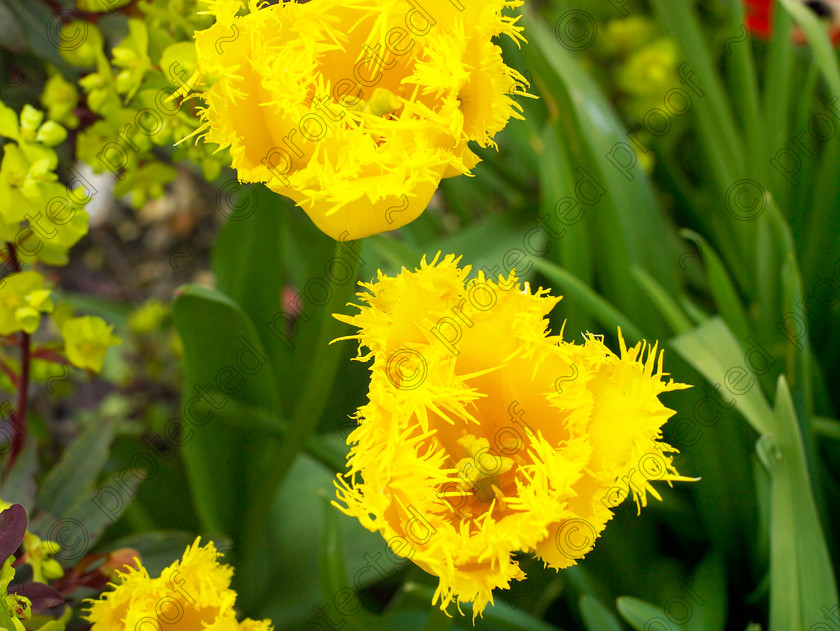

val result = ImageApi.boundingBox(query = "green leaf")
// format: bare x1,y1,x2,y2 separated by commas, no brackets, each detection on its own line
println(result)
171,284,281,535
813,417,840,441
647,0,744,187
533,258,647,343
679,229,751,342
752,198,797,346
685,553,727,631
2,0,74,73
422,607,455,631
236,239,361,612
318,494,390,631
367,234,425,273
278,213,362,414
211,184,288,387
206,393,347,472
723,0,766,179
0,1,25,53
402,583,560,631
432,213,540,281
779,258,814,429
631,265,693,336
671,317,775,436
522,10,681,328
801,139,840,291
30,474,142,564
537,122,594,332
36,417,116,517
755,218,783,344
763,4,796,196
777,0,840,97
0,438,37,507
579,594,624,631
764,376,838,631
617,596,686,631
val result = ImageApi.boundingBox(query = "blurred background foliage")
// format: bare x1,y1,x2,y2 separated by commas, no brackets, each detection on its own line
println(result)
0,0,839,629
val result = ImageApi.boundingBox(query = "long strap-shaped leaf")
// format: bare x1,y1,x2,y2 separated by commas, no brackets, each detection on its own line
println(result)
648,0,745,184
761,376,838,631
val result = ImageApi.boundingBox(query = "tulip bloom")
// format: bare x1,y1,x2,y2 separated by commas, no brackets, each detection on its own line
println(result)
85,538,272,630
187,0,530,240
332,254,692,617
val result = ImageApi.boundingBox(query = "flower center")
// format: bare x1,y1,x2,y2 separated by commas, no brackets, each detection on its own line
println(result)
454,434,515,504
7,170,24,189
434,426,525,525
349,87,402,118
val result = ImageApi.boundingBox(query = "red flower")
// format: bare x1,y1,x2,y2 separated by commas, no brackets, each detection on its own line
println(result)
744,0,840,45
744,0,774,37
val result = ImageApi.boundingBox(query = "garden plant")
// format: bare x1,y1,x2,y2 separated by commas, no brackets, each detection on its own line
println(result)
0,0,838,629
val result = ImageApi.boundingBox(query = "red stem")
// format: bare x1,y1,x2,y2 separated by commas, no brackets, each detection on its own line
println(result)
8,332,31,472
4,243,30,475
30,347,70,365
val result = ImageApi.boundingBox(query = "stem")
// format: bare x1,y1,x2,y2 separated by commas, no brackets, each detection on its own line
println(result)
4,243,31,475
8,332,31,472
235,240,361,613
29,347,70,364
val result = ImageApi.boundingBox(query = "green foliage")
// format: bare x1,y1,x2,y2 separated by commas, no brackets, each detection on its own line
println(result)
59,0,225,208
1,0,839,629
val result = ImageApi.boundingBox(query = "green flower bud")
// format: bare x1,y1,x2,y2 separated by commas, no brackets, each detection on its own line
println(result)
35,121,68,147
15,306,42,334
58,22,104,67
41,73,80,128
42,558,64,580
41,540,61,556
19,105,44,140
